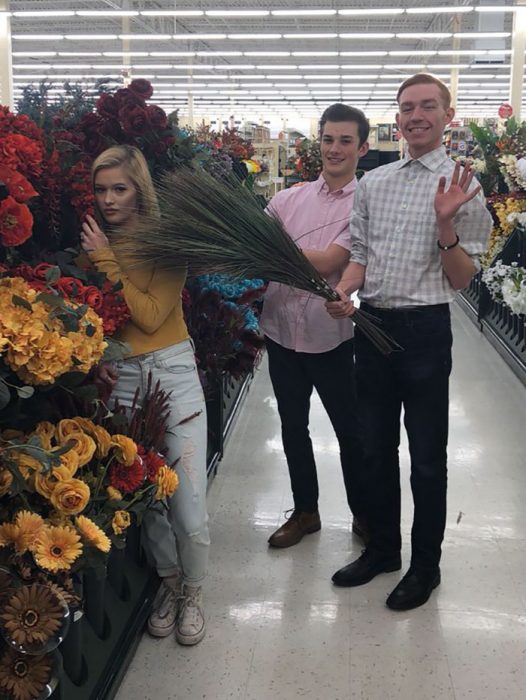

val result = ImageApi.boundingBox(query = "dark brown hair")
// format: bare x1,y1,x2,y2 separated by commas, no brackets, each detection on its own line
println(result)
319,103,370,146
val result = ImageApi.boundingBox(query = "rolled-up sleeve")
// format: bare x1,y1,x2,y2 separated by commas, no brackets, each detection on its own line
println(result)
349,180,369,266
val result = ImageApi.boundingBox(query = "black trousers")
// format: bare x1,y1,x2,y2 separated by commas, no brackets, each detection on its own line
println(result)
265,336,365,516
356,303,453,571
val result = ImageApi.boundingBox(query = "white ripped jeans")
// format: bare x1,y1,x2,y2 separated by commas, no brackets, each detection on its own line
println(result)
113,339,210,585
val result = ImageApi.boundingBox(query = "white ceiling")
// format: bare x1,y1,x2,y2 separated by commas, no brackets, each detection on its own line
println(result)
5,0,523,129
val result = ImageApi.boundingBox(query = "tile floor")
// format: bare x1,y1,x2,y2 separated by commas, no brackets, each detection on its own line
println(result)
116,304,526,700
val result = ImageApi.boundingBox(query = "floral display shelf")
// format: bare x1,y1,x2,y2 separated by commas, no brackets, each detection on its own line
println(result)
458,228,526,385
206,369,256,480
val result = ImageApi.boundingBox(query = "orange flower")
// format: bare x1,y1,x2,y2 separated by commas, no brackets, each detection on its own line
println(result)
0,467,13,497
110,435,137,466
154,466,179,500
75,515,111,553
62,432,96,467
34,525,82,572
111,510,131,536
0,196,33,247
0,523,19,548
13,511,45,554
50,479,90,515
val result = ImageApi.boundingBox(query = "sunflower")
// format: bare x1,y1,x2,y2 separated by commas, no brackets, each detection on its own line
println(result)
75,515,111,553
34,525,82,572
0,523,20,549
13,511,44,554
0,583,65,650
0,647,53,700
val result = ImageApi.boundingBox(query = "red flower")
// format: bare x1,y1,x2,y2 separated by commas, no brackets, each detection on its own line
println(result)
109,456,145,494
139,447,167,483
129,79,154,100
96,93,120,118
0,134,44,179
32,263,56,280
0,196,33,247
81,285,103,310
0,166,38,203
55,277,83,298
146,105,168,129
114,87,143,109
120,106,150,136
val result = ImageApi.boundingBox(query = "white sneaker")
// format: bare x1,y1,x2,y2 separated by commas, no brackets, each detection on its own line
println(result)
175,584,206,646
147,580,179,638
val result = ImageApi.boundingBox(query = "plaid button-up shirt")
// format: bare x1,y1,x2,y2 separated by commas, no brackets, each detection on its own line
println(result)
351,146,493,308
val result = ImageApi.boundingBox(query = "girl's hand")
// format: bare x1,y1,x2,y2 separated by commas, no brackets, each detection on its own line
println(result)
81,215,109,252
325,287,356,319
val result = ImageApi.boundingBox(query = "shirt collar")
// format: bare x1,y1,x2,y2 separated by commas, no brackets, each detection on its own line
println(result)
316,173,358,195
397,145,448,172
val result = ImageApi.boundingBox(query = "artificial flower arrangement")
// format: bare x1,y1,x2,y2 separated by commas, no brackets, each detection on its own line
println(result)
287,137,322,181
469,118,526,197
482,260,526,316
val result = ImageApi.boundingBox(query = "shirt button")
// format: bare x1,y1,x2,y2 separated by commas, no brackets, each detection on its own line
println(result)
401,202,407,209
395,226,401,232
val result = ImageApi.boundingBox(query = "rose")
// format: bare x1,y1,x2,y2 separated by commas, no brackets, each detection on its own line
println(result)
112,510,131,535
114,87,143,108
81,285,103,310
129,79,154,100
146,104,168,129
100,119,124,140
96,93,120,118
50,478,90,515
55,277,83,298
0,196,33,247
32,263,55,280
0,166,38,203
120,106,150,136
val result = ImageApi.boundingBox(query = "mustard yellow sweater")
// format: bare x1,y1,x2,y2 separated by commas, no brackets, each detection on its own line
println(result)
88,246,189,357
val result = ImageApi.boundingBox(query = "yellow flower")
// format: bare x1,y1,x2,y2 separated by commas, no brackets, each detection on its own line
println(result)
106,486,123,501
14,511,45,554
50,479,90,516
57,449,80,478
56,419,83,443
8,452,41,480
34,465,72,500
34,525,83,572
92,426,112,459
0,523,20,548
75,515,111,553
71,417,97,434
112,511,131,536
62,432,96,467
154,466,179,501
110,435,138,467
0,467,13,497
32,422,56,451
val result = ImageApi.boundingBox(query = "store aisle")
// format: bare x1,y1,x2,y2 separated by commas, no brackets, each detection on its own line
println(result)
116,304,526,700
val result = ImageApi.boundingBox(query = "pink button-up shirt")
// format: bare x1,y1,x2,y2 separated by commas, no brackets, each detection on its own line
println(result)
260,174,356,353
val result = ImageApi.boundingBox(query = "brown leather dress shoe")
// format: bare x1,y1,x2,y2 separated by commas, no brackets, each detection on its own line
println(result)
268,510,321,548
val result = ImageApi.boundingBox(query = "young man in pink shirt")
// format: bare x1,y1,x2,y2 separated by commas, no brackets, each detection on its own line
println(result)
260,104,370,548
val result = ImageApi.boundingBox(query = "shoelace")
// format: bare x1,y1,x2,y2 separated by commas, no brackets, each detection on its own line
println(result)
178,591,202,628
156,585,177,619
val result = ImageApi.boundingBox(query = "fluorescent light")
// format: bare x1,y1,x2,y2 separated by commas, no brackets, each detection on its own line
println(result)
475,5,517,11
174,34,227,40
298,64,340,69
284,34,338,39
292,52,339,57
141,10,203,16
340,51,387,56
340,64,383,69
308,83,342,88
65,35,118,41
149,52,196,57
13,10,74,17
438,50,488,55
303,75,340,79
13,52,57,57
59,52,102,57
196,52,243,57
396,33,452,39
103,52,149,57
340,33,395,39
206,10,270,17
407,6,473,13
244,52,291,57
119,34,172,40
454,32,510,38
14,64,52,69
214,64,255,69
77,10,138,16
389,51,437,56
257,65,300,70
266,75,303,79
130,64,172,69
339,8,404,15
272,9,336,15
13,35,64,41
229,34,282,40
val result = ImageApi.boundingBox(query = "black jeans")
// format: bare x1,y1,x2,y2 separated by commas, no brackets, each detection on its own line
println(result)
265,336,365,516
356,303,453,571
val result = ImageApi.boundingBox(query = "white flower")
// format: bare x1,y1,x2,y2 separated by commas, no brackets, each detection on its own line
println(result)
470,158,487,174
484,261,526,315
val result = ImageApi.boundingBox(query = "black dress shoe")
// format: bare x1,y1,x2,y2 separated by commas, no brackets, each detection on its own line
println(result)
386,567,441,610
332,549,402,587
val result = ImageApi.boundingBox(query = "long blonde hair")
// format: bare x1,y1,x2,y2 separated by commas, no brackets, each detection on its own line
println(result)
91,145,160,225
